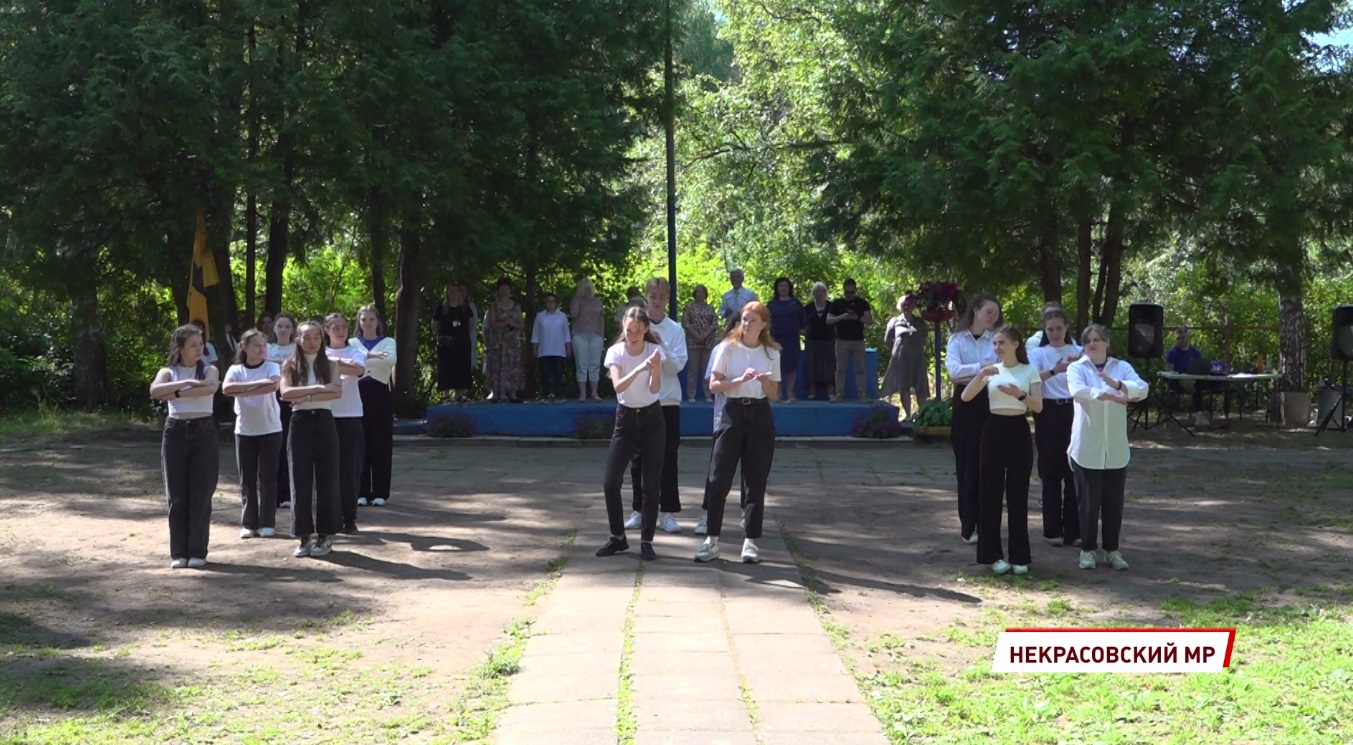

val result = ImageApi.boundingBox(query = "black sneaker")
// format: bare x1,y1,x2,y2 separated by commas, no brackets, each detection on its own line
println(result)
640,542,657,561
595,537,630,557
278,500,292,509
342,520,358,535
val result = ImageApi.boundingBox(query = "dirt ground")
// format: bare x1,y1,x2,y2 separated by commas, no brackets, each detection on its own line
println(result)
2,418,1351,739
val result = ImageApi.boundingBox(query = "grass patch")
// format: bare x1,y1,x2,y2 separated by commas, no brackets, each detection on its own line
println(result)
616,562,642,745
439,619,532,743
863,590,1353,744
0,409,156,445
523,530,577,607
737,674,760,732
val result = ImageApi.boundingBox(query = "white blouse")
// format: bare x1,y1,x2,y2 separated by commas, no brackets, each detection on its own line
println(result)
1067,357,1148,470
945,329,997,383
1030,344,1084,401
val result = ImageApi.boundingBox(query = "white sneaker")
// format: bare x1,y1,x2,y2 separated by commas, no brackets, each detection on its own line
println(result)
187,558,207,568
1107,551,1129,570
1012,564,1029,575
659,513,681,533
294,539,312,558
741,540,760,564
309,536,333,557
694,513,708,535
1079,551,1097,570
357,497,369,506
964,532,979,545
240,528,258,539
260,528,276,538
992,560,1011,575
694,540,720,562
372,498,387,506
623,511,642,529
170,558,188,569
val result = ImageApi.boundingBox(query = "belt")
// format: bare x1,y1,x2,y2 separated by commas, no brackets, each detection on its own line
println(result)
728,397,770,406
1047,398,1073,405
292,409,334,416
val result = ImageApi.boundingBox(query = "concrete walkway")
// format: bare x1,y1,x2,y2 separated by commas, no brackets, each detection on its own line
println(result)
494,525,890,745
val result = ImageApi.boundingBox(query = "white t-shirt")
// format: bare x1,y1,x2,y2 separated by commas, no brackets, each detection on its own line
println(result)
985,362,1042,414
291,357,333,412
326,346,367,418
708,341,730,431
225,362,283,436
531,310,572,358
165,365,215,418
267,342,296,365
605,341,666,409
1029,343,1084,401
711,341,782,400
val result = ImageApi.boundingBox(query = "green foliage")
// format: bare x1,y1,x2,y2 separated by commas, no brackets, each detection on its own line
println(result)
911,399,953,429
426,411,476,439
571,413,614,440
851,407,904,439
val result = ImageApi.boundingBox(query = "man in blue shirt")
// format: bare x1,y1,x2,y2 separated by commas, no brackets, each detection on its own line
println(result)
1165,326,1208,426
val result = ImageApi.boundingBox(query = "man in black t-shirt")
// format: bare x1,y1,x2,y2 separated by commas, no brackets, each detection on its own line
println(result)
827,278,873,402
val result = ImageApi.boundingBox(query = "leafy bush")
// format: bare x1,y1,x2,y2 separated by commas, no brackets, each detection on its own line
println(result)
572,413,614,440
851,406,904,439
912,399,953,428
426,411,476,438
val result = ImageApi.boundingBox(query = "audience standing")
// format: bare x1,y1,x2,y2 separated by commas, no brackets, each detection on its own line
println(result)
569,278,606,402
803,282,836,400
433,283,476,403
531,293,572,401
682,284,720,402
828,278,872,402
882,295,929,419
767,278,804,402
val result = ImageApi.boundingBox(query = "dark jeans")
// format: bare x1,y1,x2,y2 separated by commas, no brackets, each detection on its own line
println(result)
976,413,1033,565
951,387,990,540
289,410,341,539
162,417,219,560
1034,402,1079,543
604,403,665,541
631,404,682,513
358,379,393,501
276,398,293,502
704,398,776,539
236,432,281,531
702,437,747,512
538,355,566,399
334,417,365,525
1073,461,1127,552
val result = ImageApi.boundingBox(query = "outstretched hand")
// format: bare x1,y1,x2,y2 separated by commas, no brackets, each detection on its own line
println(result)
996,383,1024,398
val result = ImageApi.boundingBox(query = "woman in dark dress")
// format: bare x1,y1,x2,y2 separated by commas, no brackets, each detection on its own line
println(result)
767,278,804,402
803,281,836,400
433,283,476,402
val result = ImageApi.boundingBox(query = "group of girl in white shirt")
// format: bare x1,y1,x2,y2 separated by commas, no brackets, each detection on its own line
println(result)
596,301,780,564
152,306,397,567
947,298,1146,575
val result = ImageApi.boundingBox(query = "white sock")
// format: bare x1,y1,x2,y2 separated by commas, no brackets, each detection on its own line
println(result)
705,536,719,547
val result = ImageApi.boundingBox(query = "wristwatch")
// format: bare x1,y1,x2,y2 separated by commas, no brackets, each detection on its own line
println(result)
1017,393,1028,401
174,390,181,398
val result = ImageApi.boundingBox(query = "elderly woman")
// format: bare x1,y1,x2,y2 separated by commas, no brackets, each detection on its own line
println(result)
802,282,836,400
767,278,804,402
569,278,606,401
681,284,719,402
485,277,526,403
433,283,476,402
882,294,930,419
1067,324,1147,572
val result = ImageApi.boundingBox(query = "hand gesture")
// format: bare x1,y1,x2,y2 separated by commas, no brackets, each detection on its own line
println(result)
1054,358,1071,373
996,383,1024,398
1097,390,1127,405
646,349,663,372
326,382,343,394
367,350,388,360
268,375,282,385
980,365,1000,379
1097,369,1118,387
742,367,762,382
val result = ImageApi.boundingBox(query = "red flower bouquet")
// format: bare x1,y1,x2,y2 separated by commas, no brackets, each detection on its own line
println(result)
913,281,962,323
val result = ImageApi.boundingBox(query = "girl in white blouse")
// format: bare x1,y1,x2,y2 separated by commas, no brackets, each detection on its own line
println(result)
323,312,368,535
149,324,221,569
223,329,284,539
595,307,667,561
1067,324,1147,572
696,301,782,564
944,293,1002,545
353,304,397,507
1029,308,1083,547
268,313,298,509
961,325,1043,575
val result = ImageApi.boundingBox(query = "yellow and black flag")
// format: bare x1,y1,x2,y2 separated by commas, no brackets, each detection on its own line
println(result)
187,212,219,332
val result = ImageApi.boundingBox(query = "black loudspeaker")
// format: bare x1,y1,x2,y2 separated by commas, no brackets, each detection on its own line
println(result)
1128,303,1164,359
1332,305,1353,362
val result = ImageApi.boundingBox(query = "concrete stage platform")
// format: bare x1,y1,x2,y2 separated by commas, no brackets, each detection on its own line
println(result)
424,398,901,438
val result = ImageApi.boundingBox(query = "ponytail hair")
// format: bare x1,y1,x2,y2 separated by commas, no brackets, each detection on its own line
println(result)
994,325,1029,365
616,306,663,346
234,329,268,365
1040,307,1070,347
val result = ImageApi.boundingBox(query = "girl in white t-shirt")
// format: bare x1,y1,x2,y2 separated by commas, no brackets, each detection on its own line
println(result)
696,301,782,564
324,312,368,535
268,313,298,509
223,329,284,539
280,321,344,558
1029,308,1083,548
595,307,667,561
961,326,1043,576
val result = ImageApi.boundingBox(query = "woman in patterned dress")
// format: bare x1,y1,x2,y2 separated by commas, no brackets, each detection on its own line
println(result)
485,277,525,403
682,284,719,402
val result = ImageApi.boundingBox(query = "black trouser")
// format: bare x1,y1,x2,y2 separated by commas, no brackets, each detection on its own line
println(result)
289,410,341,538
631,404,682,513
604,403,665,541
162,417,219,560
334,417,365,525
538,355,566,399
951,387,989,540
1073,461,1127,552
1034,402,1078,543
702,435,747,512
236,432,281,532
704,398,775,539
358,378,393,502
276,398,293,503
976,413,1033,565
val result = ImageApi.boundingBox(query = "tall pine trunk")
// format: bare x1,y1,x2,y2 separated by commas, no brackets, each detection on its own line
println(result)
71,284,107,409
393,220,423,415
1075,215,1092,334
1037,207,1061,304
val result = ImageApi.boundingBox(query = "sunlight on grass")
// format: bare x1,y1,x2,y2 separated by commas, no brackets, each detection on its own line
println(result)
0,409,156,444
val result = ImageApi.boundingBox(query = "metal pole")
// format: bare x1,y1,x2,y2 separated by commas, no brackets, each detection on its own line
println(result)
934,326,944,401
664,0,678,320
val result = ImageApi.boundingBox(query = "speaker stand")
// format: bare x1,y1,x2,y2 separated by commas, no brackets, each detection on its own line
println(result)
1315,360,1349,435
1130,357,1196,437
